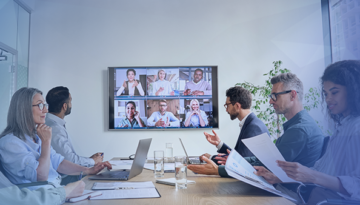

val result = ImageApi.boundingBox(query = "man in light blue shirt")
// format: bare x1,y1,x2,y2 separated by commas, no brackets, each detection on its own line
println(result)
147,100,180,127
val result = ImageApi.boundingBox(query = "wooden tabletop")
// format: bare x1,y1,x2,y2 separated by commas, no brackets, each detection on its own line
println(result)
67,160,295,205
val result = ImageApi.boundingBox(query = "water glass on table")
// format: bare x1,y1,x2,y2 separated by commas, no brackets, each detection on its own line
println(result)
154,150,164,178
175,156,187,190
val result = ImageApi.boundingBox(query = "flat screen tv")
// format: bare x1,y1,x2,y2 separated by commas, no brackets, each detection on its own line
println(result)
108,66,219,130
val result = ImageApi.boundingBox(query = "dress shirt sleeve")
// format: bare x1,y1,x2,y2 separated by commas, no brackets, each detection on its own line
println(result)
0,137,39,183
116,86,125,96
203,81,212,95
337,134,360,200
50,147,64,171
51,127,94,167
200,110,208,126
137,82,145,96
0,185,66,205
168,112,180,127
147,113,157,127
218,165,231,178
151,82,157,96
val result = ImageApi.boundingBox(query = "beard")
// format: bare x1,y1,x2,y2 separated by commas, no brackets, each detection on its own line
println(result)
229,111,239,120
65,106,71,116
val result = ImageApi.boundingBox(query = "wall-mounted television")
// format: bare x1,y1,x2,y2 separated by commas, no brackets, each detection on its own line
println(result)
108,66,219,130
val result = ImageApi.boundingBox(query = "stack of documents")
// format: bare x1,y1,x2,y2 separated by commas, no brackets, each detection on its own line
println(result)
156,178,196,186
67,190,102,203
89,181,160,200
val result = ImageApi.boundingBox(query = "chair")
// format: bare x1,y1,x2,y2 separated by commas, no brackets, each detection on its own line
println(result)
0,160,56,189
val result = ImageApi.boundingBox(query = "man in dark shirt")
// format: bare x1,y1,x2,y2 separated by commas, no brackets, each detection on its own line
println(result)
188,73,324,177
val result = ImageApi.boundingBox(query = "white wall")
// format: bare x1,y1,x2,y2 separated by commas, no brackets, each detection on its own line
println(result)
29,0,326,160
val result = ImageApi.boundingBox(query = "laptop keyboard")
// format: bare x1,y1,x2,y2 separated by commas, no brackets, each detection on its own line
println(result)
101,171,129,180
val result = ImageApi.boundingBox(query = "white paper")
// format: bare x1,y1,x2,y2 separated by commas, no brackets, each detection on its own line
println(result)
92,181,155,190
143,163,175,171
109,160,133,170
90,188,160,200
242,133,298,183
156,178,196,186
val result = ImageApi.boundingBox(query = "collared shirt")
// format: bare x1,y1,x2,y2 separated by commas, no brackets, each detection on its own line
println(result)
311,115,360,201
118,117,145,128
45,113,95,167
147,111,180,127
216,112,252,150
0,172,66,205
184,80,212,95
184,110,209,127
151,80,173,96
0,133,64,190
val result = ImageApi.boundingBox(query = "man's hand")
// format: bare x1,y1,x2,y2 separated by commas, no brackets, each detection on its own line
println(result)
170,91,175,96
253,166,282,184
188,156,219,175
183,89,191,96
64,181,85,200
164,117,170,127
200,153,211,159
204,130,221,146
132,80,139,88
123,80,127,88
119,124,129,128
155,118,165,127
84,161,112,175
37,124,52,144
277,161,316,183
215,149,230,165
191,90,204,95
90,153,103,164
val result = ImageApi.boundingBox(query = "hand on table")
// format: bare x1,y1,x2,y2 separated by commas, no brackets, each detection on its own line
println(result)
187,156,219,175
84,161,112,175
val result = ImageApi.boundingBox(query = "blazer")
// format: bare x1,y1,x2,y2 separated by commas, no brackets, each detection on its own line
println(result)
217,112,269,157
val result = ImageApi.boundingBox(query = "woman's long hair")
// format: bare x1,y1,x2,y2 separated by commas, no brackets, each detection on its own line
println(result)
321,60,360,123
0,87,42,141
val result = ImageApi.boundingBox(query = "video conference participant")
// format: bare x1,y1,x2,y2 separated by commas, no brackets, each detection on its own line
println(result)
45,86,103,168
150,69,175,96
0,88,112,189
116,69,145,96
147,100,180,128
255,60,360,204
188,73,323,177
118,101,146,128
0,172,85,205
184,68,212,95
184,99,209,127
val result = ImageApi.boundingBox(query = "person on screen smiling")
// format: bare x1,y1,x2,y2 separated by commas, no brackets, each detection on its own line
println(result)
184,99,208,127
188,73,323,178
116,69,145,96
151,69,175,96
147,100,180,127
118,101,145,128
183,68,212,96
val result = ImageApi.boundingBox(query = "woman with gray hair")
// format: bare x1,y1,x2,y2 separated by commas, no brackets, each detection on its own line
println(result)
0,88,112,191
184,99,208,127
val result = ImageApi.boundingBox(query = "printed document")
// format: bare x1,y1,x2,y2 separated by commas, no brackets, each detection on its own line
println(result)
242,133,299,183
92,181,155,190
90,188,160,200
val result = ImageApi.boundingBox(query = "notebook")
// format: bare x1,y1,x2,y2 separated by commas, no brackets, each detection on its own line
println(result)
89,138,152,180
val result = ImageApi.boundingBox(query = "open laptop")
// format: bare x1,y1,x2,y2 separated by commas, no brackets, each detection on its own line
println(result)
179,138,206,164
89,138,152,180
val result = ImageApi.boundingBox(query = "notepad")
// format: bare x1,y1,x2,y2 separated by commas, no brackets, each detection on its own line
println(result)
90,188,160,200
67,190,102,203
156,178,196,186
92,181,155,190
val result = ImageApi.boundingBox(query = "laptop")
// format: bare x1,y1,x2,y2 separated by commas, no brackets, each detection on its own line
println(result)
179,138,206,164
89,138,152,180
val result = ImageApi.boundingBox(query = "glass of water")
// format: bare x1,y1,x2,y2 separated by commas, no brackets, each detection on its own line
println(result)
154,150,164,178
175,156,187,190
165,143,173,163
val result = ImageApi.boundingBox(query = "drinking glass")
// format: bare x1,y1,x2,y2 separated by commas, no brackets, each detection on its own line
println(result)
154,150,164,178
175,156,187,190
165,143,173,163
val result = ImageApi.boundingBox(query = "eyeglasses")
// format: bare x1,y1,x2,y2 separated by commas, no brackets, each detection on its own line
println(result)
224,102,235,109
159,104,167,107
32,103,49,111
268,90,294,101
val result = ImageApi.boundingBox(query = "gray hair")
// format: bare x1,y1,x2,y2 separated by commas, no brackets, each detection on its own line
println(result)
271,73,303,102
189,99,200,112
0,87,42,141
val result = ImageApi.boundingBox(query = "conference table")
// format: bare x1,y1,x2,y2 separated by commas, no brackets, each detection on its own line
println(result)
67,158,295,205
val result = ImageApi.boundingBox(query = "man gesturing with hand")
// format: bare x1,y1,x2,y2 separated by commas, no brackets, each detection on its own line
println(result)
147,100,180,128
